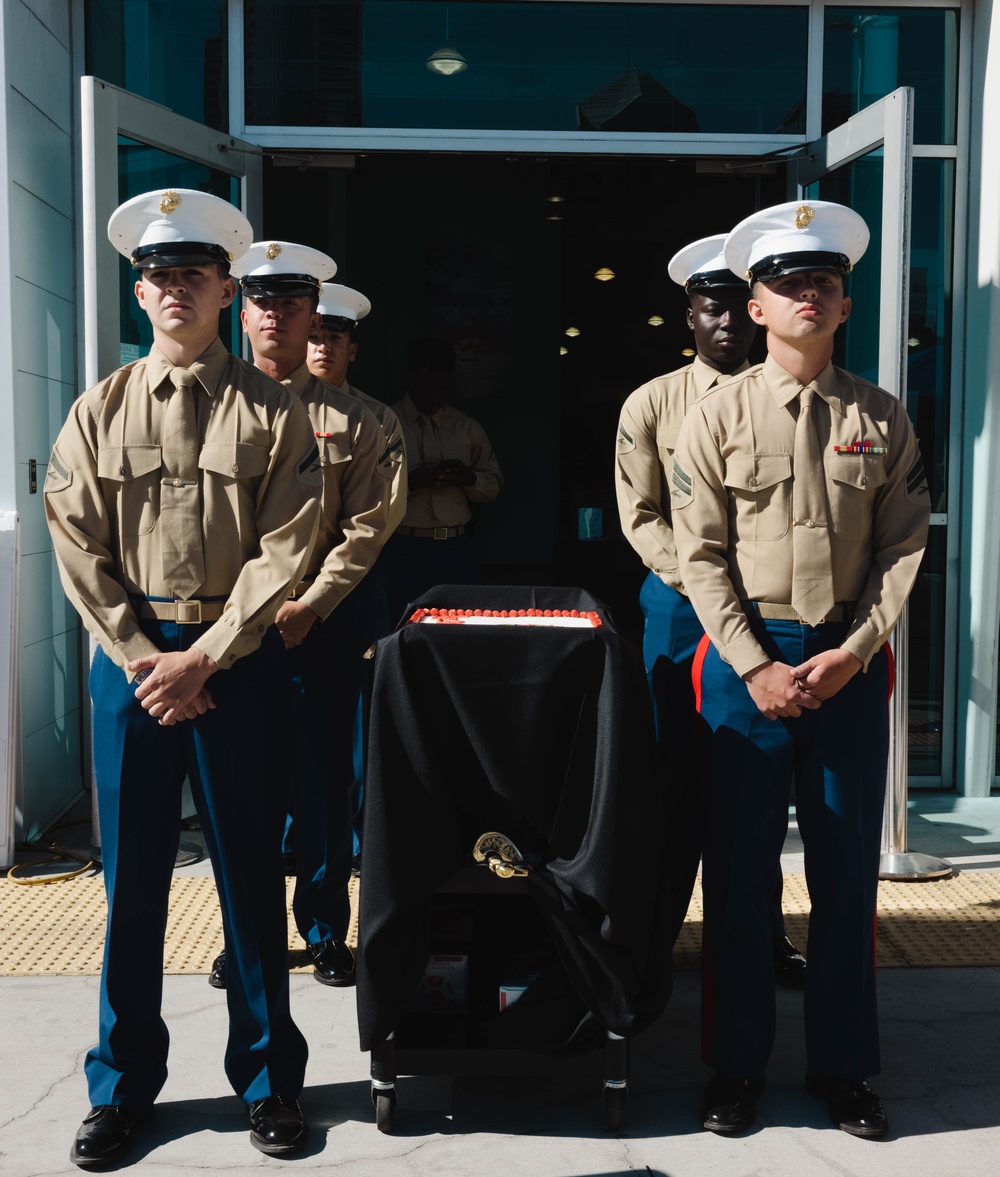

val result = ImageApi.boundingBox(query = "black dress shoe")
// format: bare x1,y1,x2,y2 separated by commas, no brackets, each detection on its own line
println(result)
700,1072,764,1133
308,939,355,986
805,1071,889,1137
248,1095,307,1155
208,950,227,989
70,1105,150,1167
773,935,807,988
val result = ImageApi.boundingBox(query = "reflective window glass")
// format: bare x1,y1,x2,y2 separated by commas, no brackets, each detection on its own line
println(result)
814,152,951,777
823,7,959,143
816,157,952,512
117,137,240,359
244,1,808,134
86,1,228,130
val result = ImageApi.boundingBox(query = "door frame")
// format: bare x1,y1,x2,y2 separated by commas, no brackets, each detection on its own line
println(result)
79,77,262,387
76,77,263,811
794,89,948,850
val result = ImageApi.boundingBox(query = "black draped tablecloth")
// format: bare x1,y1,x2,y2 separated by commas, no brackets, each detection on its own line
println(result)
356,585,672,1052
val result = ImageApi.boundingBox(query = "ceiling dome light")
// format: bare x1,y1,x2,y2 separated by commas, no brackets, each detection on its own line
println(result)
647,315,665,327
681,347,696,357
559,346,569,355
594,267,615,281
426,46,468,75
546,195,566,203
564,327,581,337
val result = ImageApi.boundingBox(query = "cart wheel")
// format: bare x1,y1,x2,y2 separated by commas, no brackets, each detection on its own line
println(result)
603,1083,627,1131
373,1088,396,1133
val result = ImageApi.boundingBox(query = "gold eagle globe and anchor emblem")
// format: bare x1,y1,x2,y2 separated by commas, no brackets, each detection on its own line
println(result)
158,190,181,215
265,242,282,260
794,204,815,230
472,831,530,879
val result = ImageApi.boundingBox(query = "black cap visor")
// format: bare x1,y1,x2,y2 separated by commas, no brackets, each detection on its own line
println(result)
131,241,232,270
685,269,746,292
319,315,358,331
241,275,321,299
749,251,851,286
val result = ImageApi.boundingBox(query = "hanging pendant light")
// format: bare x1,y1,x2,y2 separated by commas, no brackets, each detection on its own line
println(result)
426,46,468,75
427,8,468,75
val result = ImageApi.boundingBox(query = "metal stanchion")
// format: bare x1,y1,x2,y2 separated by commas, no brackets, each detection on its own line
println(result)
879,605,952,881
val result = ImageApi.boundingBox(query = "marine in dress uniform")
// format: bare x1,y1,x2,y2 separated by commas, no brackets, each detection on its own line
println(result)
231,243,392,988
308,284,407,539
384,337,504,624
671,202,930,1138
45,190,322,1165
616,236,805,976
307,285,407,862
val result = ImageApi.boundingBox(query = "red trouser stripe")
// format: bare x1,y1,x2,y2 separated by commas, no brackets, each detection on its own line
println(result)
692,633,712,714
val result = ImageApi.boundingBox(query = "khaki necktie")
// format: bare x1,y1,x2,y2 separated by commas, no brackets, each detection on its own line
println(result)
159,368,205,599
791,385,835,626
419,414,448,521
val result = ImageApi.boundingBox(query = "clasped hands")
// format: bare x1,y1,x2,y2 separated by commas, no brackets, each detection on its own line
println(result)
743,648,863,719
126,647,218,726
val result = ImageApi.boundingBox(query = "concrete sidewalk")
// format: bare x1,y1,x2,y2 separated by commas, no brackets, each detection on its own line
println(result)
2,793,999,1175
1,966,998,1177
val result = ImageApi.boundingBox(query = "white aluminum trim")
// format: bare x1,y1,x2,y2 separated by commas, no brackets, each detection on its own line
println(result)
228,0,245,137
245,126,806,156
81,77,261,381
0,512,19,869
946,0,972,793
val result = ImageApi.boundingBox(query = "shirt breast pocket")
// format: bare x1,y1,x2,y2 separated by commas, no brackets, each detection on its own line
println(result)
199,441,271,482
319,438,352,496
724,453,792,541
828,454,887,540
656,425,681,463
199,442,271,532
97,444,161,536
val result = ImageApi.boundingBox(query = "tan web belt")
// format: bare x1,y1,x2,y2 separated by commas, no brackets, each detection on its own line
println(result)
135,599,226,624
750,601,855,625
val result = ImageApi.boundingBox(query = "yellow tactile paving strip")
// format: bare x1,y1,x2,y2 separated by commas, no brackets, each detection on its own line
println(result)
0,871,996,976
0,875,360,977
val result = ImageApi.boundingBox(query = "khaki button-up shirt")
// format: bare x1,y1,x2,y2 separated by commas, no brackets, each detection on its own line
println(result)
672,355,931,676
339,381,408,535
287,365,393,620
392,395,504,529
44,339,322,674
615,356,749,591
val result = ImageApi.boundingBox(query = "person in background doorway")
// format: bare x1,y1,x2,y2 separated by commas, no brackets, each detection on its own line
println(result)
46,189,321,1165
615,234,806,983
383,337,503,623
673,201,930,1138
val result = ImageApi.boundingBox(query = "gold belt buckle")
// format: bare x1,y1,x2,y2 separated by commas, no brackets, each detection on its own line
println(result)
175,600,202,624
433,526,450,541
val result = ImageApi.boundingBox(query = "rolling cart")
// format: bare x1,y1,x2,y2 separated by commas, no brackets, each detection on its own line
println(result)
356,585,672,1134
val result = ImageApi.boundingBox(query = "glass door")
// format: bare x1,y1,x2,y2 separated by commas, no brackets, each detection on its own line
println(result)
78,78,262,840
80,77,262,386
795,88,950,871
